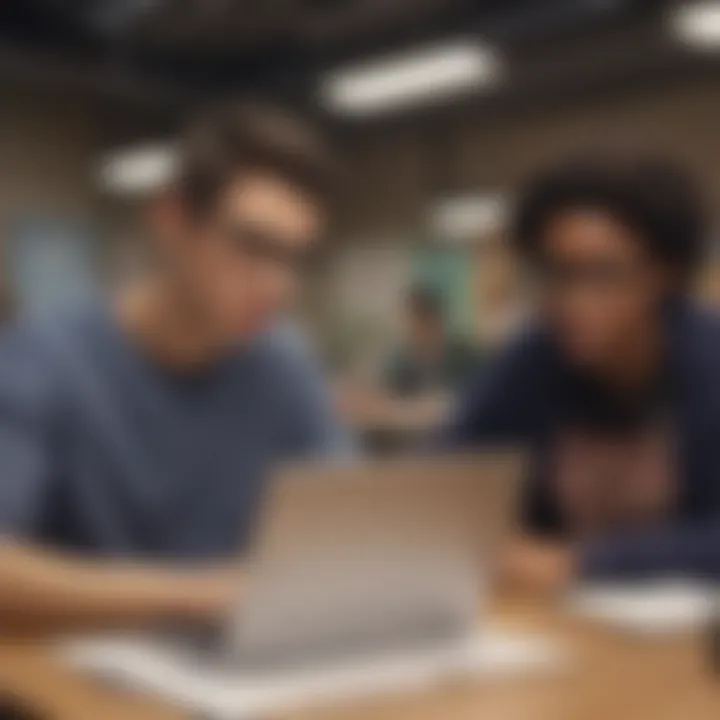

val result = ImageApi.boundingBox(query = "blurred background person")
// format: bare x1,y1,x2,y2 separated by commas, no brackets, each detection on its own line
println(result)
444,150,720,594
335,284,480,452
384,284,481,397
0,102,349,634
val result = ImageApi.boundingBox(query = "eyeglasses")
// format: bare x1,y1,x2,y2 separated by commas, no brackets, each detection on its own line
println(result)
215,221,320,274
532,259,647,294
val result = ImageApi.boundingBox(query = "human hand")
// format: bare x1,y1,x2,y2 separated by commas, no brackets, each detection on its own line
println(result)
497,537,576,598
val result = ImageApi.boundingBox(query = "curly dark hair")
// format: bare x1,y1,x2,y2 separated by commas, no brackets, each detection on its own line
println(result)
513,150,707,282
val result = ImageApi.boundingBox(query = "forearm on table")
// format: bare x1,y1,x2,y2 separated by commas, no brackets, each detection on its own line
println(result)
0,539,241,634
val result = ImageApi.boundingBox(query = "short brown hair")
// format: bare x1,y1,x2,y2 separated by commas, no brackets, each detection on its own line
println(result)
175,102,338,216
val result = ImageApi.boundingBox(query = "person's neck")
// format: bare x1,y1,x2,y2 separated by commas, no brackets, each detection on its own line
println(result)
116,277,226,372
597,319,667,394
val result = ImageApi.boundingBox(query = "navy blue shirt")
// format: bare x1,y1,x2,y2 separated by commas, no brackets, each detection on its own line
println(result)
444,303,720,579
0,306,350,558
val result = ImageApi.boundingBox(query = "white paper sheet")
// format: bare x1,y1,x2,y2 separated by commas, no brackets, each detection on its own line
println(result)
568,580,716,636
62,627,566,720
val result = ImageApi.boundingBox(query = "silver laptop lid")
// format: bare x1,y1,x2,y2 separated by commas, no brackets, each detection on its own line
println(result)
228,452,524,668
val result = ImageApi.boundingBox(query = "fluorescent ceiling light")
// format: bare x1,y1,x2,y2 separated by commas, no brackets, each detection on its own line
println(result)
321,41,499,116
670,1,720,49
432,193,508,241
99,143,177,196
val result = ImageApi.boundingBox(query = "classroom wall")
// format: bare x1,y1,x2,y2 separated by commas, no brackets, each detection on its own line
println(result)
5,73,716,241
343,74,720,236
0,87,168,308
0,88,171,221
0,89,101,221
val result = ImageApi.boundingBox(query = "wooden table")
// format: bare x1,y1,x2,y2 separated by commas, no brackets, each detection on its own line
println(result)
1,598,719,720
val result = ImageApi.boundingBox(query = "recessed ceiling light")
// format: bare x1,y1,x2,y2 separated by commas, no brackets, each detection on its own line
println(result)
99,143,177,196
321,40,500,117
431,193,508,240
670,1,720,50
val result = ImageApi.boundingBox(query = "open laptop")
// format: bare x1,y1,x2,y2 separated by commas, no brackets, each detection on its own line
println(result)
225,452,522,668
64,452,564,718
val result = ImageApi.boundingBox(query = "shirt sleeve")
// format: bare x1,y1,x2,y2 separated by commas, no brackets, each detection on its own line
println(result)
440,329,545,447
0,326,58,537
579,521,720,579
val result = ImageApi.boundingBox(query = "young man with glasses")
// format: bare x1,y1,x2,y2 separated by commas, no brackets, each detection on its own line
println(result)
0,104,350,632
444,151,720,594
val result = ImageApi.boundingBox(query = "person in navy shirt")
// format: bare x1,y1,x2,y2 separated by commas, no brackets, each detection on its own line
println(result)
444,149,720,594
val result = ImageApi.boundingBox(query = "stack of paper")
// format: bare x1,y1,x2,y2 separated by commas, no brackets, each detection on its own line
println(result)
62,627,566,720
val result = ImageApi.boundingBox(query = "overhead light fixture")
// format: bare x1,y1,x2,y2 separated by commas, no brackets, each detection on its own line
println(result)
321,40,499,116
99,143,177,196
670,1,720,49
431,193,508,241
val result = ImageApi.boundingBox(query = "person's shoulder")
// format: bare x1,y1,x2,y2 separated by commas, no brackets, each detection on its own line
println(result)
0,314,60,368
459,322,556,403
681,302,720,345
0,304,105,386
243,323,336,420
488,321,557,375
0,315,64,415
461,321,560,413
670,304,720,436
676,303,720,387
247,321,325,383
1,304,105,355
253,321,313,360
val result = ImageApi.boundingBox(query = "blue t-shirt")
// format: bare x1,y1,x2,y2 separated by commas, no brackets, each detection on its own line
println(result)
0,306,350,558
